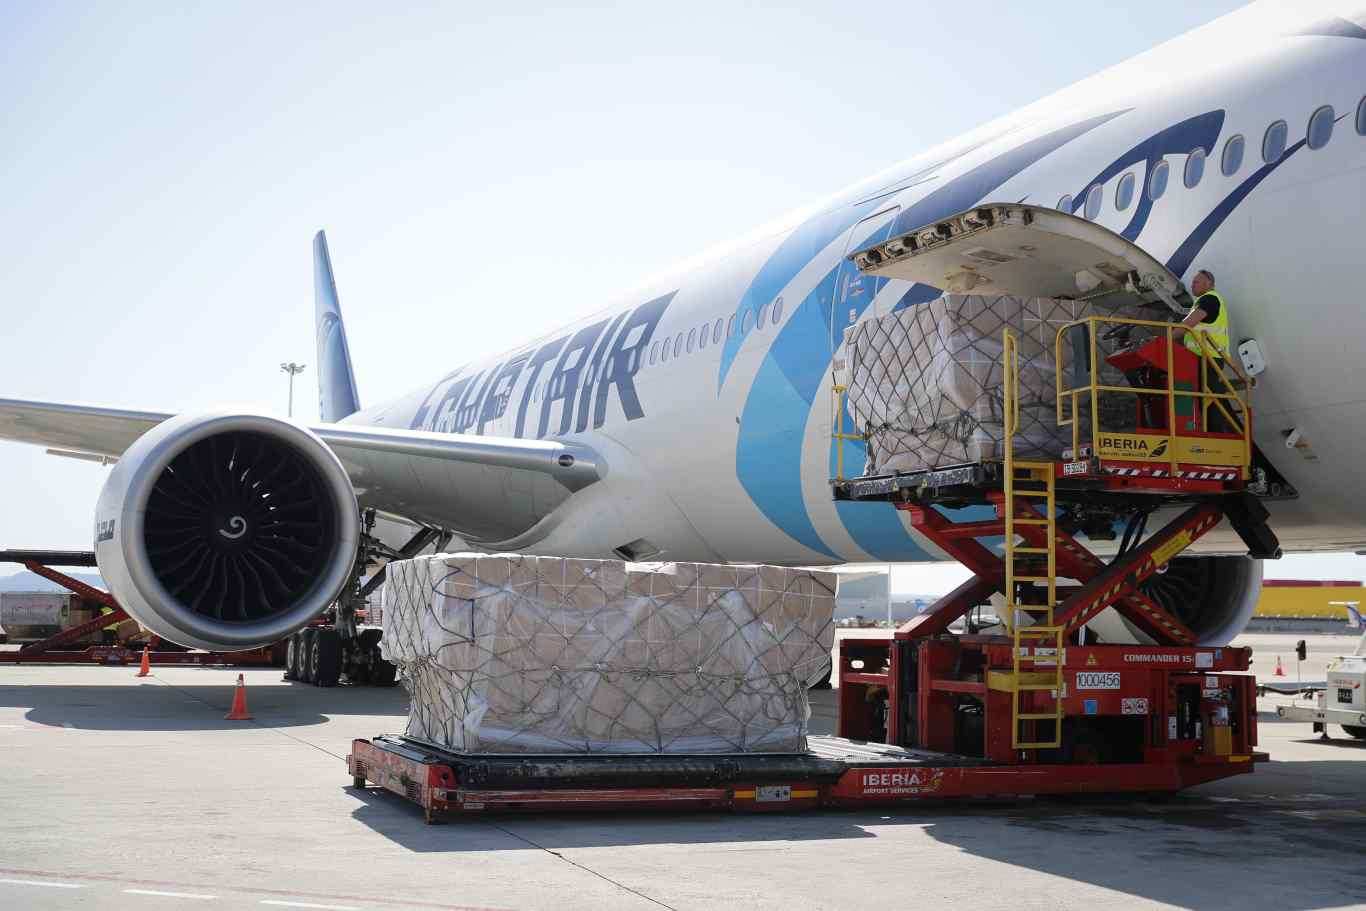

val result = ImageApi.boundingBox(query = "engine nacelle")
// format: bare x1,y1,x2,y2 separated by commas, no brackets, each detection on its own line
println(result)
1089,555,1263,646
1145,555,1263,646
94,412,360,650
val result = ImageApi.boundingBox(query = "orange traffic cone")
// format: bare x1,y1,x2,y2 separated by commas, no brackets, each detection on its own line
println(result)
225,674,253,720
1274,656,1286,677
135,646,151,678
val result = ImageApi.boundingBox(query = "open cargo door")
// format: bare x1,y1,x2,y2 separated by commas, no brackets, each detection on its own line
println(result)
850,203,1192,313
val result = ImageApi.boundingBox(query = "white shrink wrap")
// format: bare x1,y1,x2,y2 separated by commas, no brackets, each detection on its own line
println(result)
844,294,1145,474
381,554,836,754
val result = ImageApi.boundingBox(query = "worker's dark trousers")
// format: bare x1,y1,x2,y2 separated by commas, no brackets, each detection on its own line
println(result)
1204,361,1234,433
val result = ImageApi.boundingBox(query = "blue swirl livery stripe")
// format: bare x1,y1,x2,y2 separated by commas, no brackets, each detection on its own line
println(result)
735,266,843,558
879,109,1131,242
1166,137,1307,277
736,110,1128,559
1065,111,1224,241
1293,16,1366,40
716,201,880,393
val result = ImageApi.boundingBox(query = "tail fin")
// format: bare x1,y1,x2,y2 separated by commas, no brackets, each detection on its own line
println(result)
313,230,361,422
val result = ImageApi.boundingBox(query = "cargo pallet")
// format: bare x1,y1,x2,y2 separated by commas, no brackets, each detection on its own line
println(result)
348,319,1278,820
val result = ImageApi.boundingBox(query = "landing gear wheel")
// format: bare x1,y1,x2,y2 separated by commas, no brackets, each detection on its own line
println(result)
284,633,302,680
358,629,398,687
314,629,343,687
347,629,380,685
301,628,319,684
1343,725,1366,740
370,657,398,687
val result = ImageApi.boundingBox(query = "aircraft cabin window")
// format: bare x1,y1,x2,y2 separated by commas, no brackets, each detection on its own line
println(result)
1308,105,1335,150
660,339,670,363
1221,134,1244,176
649,341,658,365
687,327,696,353
697,323,708,350
1083,184,1102,220
1057,194,1073,213
757,302,769,330
1357,95,1366,135
727,314,736,338
713,318,724,344
1262,120,1287,163
674,332,683,358
1184,148,1206,188
1148,159,1169,200
741,309,753,334
1115,172,1135,211
771,296,784,325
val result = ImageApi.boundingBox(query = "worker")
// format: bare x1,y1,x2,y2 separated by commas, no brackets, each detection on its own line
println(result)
1173,269,1233,431
1174,269,1230,359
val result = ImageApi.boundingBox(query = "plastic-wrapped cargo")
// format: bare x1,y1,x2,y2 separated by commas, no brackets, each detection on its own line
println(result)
381,554,836,755
843,293,1145,475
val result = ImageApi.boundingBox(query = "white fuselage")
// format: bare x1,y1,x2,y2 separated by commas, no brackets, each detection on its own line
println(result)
348,1,1366,565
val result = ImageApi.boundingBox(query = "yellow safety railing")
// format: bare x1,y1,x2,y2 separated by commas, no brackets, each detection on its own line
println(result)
831,382,865,481
1054,316,1252,478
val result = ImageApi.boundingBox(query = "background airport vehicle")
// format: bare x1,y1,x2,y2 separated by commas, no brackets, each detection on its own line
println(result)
1276,631,1366,739
0,550,278,667
0,591,100,645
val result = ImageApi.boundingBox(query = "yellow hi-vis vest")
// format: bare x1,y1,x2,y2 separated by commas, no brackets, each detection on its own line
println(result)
1184,290,1230,357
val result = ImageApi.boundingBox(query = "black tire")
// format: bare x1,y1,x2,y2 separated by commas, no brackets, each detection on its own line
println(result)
284,634,300,680
357,628,397,686
301,628,319,684
314,628,343,687
370,657,398,687
348,629,379,685
1343,725,1366,740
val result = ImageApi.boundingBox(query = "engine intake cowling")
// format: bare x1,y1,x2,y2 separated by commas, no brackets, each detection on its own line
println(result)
94,412,360,650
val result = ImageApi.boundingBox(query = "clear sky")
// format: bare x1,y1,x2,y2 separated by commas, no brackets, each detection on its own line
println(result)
2,1,1361,585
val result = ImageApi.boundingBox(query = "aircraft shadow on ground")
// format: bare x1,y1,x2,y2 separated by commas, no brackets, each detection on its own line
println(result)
0,679,405,730
347,762,1366,909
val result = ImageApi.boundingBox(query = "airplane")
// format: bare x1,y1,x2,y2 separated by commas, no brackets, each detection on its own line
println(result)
0,0,1363,660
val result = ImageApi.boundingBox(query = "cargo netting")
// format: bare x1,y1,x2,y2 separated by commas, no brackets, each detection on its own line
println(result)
843,294,1148,475
381,554,836,755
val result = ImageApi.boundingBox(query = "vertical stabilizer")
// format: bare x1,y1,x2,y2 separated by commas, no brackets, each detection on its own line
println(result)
313,230,361,422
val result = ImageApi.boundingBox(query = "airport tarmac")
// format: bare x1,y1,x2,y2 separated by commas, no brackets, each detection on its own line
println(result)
1,631,1363,911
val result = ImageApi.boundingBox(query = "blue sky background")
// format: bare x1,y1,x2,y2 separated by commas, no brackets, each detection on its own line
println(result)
2,1,1361,589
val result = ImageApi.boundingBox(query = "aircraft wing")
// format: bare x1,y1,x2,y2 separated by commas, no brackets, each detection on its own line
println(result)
0,397,603,546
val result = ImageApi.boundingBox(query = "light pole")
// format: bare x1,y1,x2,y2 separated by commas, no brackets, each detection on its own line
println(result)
280,362,306,417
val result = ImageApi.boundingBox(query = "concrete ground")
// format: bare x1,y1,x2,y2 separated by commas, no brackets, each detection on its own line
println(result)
1,631,1363,911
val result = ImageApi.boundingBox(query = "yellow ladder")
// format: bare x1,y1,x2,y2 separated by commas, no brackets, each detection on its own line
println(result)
1003,330,1064,750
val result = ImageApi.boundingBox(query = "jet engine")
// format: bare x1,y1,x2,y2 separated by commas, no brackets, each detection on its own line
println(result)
93,412,360,650
1141,554,1263,646
1090,554,1263,646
